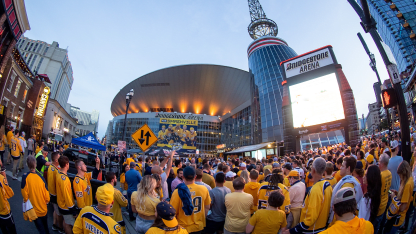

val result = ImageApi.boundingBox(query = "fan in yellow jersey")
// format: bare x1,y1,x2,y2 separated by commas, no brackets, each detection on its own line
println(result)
73,157,101,210
244,169,261,214
320,187,373,234
376,154,392,223
285,158,332,234
73,183,121,234
385,161,414,233
246,190,287,234
10,130,22,179
56,156,77,233
0,168,17,234
21,156,50,233
0,126,7,164
47,152,64,233
258,172,290,214
170,166,211,233
106,172,128,234
6,127,14,164
146,201,188,234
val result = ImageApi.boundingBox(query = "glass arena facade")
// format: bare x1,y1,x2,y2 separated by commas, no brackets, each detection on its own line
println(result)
248,37,298,144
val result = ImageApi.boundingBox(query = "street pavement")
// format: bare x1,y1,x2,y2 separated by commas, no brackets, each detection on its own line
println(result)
2,151,137,234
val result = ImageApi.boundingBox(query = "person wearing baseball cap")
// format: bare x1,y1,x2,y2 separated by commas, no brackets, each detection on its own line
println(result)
389,139,403,192
319,188,373,234
170,166,211,233
73,183,121,234
224,171,236,192
237,162,247,177
146,201,188,234
287,170,305,228
380,137,391,154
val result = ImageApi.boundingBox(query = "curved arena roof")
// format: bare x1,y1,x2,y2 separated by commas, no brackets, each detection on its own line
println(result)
111,64,251,117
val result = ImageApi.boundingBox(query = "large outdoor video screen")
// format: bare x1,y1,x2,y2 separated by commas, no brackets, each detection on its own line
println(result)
289,72,345,128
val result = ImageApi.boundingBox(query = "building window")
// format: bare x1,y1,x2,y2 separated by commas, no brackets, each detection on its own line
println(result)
22,87,28,103
30,55,37,69
27,54,33,64
28,43,34,51
10,103,15,117
14,80,22,97
2,98,9,107
6,71,16,92
24,42,30,50
33,43,38,52
37,44,43,53
35,57,44,73
43,46,49,55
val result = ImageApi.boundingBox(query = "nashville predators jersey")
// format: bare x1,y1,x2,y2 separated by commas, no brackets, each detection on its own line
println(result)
10,136,22,158
379,170,392,216
21,171,50,217
290,179,332,234
258,182,291,214
109,185,128,234
47,164,61,196
0,173,13,216
324,177,337,188
0,135,7,151
170,183,211,233
387,177,414,227
6,131,12,146
73,206,121,234
56,171,75,215
73,172,94,209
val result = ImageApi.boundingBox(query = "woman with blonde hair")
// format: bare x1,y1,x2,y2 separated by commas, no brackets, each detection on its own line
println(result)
385,161,413,234
240,170,249,184
131,175,161,234
0,126,6,165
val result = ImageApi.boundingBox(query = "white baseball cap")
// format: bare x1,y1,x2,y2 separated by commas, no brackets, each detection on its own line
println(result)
225,171,236,178
391,140,399,149
240,163,246,167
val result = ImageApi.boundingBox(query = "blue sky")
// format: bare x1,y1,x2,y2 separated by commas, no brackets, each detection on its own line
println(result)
23,0,390,138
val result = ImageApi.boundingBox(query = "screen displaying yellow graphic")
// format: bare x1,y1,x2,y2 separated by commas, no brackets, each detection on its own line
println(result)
157,118,198,150
289,73,345,128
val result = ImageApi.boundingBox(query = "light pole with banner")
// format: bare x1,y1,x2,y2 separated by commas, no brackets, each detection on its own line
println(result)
348,0,411,161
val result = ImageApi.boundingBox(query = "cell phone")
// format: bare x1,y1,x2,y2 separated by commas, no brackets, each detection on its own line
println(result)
0,166,5,173
388,190,392,194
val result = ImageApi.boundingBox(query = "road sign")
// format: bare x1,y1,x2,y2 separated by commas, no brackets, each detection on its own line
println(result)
131,124,158,152
387,64,401,84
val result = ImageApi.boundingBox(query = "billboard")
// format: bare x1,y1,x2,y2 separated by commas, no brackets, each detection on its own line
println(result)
289,72,345,128
157,118,198,150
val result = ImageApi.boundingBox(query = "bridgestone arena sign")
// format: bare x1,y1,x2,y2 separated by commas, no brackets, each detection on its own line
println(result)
283,47,334,79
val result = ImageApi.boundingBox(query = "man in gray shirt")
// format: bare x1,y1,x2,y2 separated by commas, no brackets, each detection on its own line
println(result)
203,173,230,234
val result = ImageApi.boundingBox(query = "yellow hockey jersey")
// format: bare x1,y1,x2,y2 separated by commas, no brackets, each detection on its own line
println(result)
56,171,75,215
290,179,332,233
109,185,128,234
73,206,121,234
258,182,291,214
10,136,22,158
0,173,13,216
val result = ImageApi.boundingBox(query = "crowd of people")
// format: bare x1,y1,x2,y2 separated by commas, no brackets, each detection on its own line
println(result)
0,125,416,234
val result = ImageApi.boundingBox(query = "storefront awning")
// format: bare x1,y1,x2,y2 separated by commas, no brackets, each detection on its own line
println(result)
226,142,274,154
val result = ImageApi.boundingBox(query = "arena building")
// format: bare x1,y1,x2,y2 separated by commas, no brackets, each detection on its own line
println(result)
108,64,253,154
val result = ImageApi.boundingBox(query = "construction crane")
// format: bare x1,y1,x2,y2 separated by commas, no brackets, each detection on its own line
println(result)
247,0,278,40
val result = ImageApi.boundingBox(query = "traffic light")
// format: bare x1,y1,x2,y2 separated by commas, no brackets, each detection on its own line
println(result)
381,88,397,109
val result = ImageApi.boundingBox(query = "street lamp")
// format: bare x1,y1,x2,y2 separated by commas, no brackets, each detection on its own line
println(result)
121,89,134,141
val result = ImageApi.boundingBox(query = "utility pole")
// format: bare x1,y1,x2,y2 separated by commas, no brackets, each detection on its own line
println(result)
357,32,391,134
348,0,411,161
